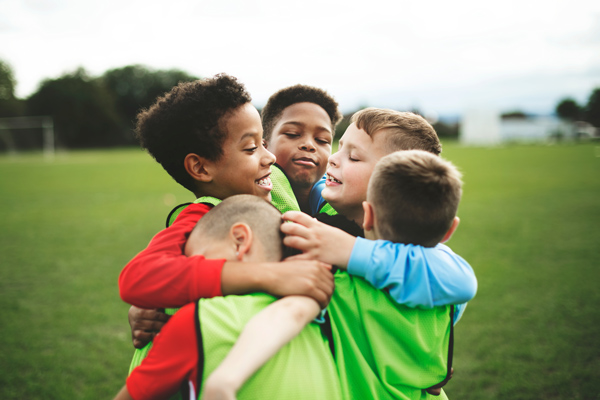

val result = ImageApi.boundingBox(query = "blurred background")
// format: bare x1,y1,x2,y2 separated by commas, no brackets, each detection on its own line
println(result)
1,0,599,399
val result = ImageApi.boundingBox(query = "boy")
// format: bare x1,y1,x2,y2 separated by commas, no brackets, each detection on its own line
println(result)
127,83,343,348
114,195,342,400
262,84,342,214
205,109,475,399
119,74,334,370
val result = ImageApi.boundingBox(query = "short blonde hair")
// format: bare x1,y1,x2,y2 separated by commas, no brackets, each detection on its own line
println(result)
188,195,284,261
351,108,441,155
368,150,462,247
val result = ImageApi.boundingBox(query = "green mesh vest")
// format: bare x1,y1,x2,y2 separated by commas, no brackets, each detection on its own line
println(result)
269,164,301,213
318,203,453,399
196,293,342,399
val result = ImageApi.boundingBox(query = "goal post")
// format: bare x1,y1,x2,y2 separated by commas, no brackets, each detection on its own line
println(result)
0,116,55,159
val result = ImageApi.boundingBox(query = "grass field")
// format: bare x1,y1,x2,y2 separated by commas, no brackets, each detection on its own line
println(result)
0,142,599,399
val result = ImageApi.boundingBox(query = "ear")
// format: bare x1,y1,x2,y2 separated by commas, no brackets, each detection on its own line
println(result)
229,223,253,261
184,153,213,183
441,216,460,243
362,201,375,232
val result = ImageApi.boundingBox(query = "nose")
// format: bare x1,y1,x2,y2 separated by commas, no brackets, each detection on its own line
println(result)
299,137,316,152
328,152,338,167
262,146,276,166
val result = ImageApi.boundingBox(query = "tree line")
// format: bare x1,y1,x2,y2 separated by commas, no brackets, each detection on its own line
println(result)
0,60,199,149
0,58,598,151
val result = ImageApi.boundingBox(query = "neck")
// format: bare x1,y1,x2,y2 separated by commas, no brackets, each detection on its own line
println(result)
291,183,312,214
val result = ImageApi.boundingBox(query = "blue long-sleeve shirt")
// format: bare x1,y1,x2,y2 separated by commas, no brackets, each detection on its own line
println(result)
348,237,477,322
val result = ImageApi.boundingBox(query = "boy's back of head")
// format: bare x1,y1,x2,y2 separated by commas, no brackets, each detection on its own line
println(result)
352,107,441,155
186,195,284,262
261,84,343,142
368,150,462,247
135,73,252,193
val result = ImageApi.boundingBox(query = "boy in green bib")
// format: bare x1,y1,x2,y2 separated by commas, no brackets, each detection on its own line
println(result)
114,195,342,400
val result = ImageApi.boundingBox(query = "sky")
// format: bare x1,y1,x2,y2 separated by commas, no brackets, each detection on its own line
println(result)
1,0,600,117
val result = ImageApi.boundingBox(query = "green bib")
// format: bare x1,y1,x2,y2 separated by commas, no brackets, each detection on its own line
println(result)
269,164,301,213
197,293,342,399
328,271,452,399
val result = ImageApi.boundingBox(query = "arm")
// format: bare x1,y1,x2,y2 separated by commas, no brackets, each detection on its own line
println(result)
348,238,477,307
119,203,225,308
113,386,134,400
120,204,335,309
281,211,477,308
121,303,199,400
202,296,320,400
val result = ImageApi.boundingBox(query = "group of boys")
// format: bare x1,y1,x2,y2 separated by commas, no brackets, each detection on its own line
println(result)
113,74,477,400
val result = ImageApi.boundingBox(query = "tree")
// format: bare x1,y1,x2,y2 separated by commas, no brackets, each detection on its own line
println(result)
26,68,123,148
101,65,199,136
584,88,600,127
556,98,582,121
0,59,25,117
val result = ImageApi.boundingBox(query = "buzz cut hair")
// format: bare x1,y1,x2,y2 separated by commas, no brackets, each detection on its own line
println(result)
261,84,342,142
368,150,462,247
135,73,252,193
188,195,284,262
351,107,442,156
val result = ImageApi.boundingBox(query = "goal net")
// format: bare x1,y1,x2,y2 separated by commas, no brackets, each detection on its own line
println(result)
0,116,54,158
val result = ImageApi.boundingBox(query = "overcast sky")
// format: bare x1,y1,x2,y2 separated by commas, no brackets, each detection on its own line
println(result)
2,0,600,116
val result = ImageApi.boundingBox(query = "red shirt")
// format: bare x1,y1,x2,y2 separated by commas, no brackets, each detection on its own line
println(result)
119,203,225,308
126,303,199,399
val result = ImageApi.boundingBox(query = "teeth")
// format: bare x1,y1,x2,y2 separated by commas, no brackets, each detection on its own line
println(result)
257,177,272,186
327,174,341,183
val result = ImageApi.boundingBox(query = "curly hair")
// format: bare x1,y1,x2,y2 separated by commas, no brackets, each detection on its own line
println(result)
135,74,252,193
261,84,342,142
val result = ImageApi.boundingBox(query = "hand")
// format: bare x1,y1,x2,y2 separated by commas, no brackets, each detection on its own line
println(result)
264,260,334,309
128,306,170,349
425,368,453,396
201,375,238,400
281,211,356,269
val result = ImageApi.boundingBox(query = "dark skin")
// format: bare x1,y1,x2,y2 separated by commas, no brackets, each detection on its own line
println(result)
128,306,170,349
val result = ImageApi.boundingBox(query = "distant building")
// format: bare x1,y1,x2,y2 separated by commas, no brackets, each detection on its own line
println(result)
460,111,598,145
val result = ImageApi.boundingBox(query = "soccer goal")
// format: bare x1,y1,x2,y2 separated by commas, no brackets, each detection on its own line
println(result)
0,116,54,158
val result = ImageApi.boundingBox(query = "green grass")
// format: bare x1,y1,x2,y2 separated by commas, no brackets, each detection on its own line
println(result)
1,142,599,399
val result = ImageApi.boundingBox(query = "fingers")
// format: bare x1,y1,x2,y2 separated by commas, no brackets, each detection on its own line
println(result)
281,211,315,226
282,234,312,253
132,330,155,349
280,219,313,239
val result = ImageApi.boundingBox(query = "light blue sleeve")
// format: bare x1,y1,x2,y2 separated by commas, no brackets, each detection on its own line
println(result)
347,238,477,310
309,175,327,216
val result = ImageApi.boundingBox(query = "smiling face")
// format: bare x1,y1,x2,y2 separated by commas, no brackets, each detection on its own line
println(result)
207,103,276,201
266,102,333,190
322,123,389,225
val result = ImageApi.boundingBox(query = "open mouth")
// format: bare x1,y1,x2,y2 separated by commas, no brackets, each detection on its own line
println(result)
326,173,341,184
256,173,273,190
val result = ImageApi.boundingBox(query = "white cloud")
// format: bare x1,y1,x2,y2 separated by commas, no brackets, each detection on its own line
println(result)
1,0,599,115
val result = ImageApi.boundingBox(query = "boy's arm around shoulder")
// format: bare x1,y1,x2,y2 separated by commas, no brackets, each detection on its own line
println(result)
119,203,225,309
348,238,478,307
202,296,321,400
